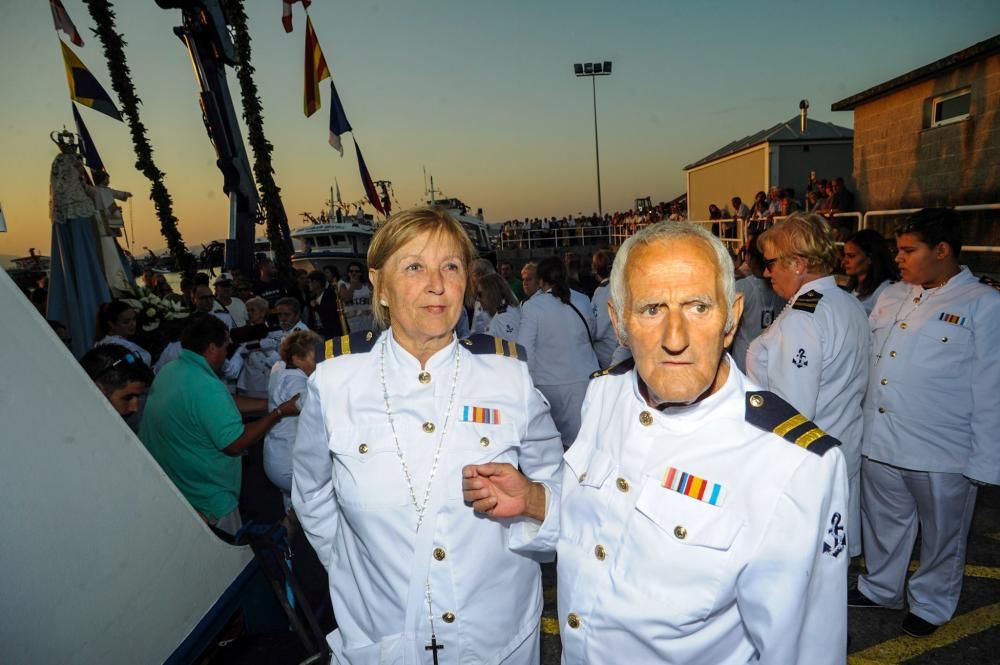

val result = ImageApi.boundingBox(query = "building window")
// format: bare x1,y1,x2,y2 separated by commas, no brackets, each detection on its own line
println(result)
930,89,971,128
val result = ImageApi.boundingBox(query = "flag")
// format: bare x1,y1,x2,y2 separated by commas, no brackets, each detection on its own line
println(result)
50,0,83,46
60,42,122,121
0,202,7,233
303,16,329,117
328,80,352,155
72,103,105,173
354,138,385,215
282,0,311,33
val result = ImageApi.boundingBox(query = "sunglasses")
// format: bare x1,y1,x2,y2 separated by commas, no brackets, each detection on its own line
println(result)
94,352,140,381
762,257,780,270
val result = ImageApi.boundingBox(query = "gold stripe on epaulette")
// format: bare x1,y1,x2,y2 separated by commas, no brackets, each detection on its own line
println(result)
494,336,504,356
325,338,335,358
795,427,827,449
508,341,518,359
774,413,808,437
342,335,351,356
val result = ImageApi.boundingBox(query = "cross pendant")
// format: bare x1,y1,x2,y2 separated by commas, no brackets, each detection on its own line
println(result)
425,634,444,664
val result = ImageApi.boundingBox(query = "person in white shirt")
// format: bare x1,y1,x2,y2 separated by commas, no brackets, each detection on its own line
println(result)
94,300,152,367
520,262,539,300
468,258,496,334
338,261,374,334
517,256,599,448
463,221,849,664
589,249,618,368
212,272,248,327
731,235,785,373
477,273,521,342
841,229,898,315
746,213,869,557
851,208,1000,637
293,206,562,665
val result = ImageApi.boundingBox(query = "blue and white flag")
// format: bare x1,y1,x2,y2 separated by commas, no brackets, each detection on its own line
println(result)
328,80,353,156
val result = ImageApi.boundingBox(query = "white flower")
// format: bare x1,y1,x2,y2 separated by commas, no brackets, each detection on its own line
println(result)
142,322,159,332
145,307,157,318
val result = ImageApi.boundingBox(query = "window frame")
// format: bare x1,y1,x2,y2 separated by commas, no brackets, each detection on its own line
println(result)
930,88,972,128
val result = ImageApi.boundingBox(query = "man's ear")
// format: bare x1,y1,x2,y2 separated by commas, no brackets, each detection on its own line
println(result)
608,299,626,346
723,293,745,347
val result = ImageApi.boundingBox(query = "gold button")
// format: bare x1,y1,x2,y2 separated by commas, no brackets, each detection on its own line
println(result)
358,443,369,454
442,612,455,623
418,371,431,384
900,322,908,329
423,421,435,433
878,407,886,414
639,411,653,426
480,437,490,447
940,337,948,343
594,544,606,561
578,472,587,483
674,525,687,540
433,547,446,561
616,477,630,493
749,394,765,408
890,350,897,358
880,378,888,385
567,612,581,629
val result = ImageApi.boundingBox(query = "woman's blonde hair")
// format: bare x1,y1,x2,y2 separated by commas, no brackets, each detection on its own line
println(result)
367,206,477,329
279,329,322,365
477,272,519,315
757,212,839,275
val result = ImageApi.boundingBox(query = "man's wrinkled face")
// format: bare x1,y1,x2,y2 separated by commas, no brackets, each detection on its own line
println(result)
610,238,742,407
276,304,299,331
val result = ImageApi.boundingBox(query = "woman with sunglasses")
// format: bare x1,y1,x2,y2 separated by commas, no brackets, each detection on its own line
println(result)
745,212,870,558
338,260,374,333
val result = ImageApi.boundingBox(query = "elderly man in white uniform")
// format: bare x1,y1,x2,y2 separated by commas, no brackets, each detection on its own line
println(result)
464,222,849,664
746,213,869,557
293,207,563,665
851,208,1000,637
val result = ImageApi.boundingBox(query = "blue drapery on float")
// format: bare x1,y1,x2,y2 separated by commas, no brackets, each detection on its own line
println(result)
48,215,111,358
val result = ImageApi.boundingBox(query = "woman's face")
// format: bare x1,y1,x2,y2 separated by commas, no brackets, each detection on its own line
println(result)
761,242,805,300
247,303,267,325
373,230,466,353
293,350,317,376
110,308,137,337
841,241,870,278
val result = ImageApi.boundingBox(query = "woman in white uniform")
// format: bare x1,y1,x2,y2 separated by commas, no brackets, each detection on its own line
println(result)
746,212,870,557
517,256,598,448
478,272,521,342
842,229,898,315
292,206,563,665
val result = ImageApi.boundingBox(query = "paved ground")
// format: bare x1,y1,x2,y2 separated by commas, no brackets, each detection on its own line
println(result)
539,485,1000,664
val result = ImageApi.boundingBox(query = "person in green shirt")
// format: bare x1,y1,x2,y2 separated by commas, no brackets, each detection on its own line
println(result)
139,315,298,536
499,260,525,300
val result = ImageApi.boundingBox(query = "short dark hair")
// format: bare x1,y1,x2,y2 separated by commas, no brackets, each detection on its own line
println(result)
180,314,229,354
895,208,962,259
81,344,153,393
307,270,326,286
193,272,211,286
275,297,300,315
592,249,614,279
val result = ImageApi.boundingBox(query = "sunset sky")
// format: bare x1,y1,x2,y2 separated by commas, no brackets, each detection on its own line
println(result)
1,0,997,261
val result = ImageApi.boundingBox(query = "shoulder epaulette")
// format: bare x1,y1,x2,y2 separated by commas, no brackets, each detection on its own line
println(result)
324,330,380,360
979,275,1000,293
461,334,526,362
791,289,823,313
744,390,840,456
590,356,635,379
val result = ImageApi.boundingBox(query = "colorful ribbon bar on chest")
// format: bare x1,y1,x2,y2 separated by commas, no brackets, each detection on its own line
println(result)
662,466,725,506
939,312,966,326
460,406,501,425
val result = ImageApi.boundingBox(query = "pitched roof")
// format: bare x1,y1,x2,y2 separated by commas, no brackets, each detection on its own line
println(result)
831,34,1000,111
684,116,853,171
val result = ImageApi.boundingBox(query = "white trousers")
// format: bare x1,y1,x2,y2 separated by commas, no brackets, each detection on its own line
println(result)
535,382,589,449
857,458,977,624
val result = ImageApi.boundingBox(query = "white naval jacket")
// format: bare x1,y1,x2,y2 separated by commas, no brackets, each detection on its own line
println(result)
863,268,1000,485
746,275,869,481
292,330,563,665
557,361,849,665
517,290,598,386
590,280,618,370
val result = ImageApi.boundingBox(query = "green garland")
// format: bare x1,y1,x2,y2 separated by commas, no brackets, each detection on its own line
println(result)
82,0,195,275
222,0,294,280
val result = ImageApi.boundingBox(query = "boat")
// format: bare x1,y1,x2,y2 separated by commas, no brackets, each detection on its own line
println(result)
289,216,376,275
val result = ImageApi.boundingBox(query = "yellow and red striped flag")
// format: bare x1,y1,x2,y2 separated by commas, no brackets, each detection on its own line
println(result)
304,16,330,117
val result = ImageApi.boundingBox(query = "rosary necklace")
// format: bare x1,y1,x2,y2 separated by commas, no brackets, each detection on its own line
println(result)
379,335,462,663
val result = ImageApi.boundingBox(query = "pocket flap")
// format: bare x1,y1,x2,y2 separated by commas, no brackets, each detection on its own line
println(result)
634,478,743,550
564,445,615,489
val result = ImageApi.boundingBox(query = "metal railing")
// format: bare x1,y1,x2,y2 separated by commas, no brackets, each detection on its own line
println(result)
497,225,614,250
862,204,1000,254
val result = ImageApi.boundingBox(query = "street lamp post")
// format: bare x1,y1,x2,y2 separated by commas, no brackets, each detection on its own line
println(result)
574,61,612,217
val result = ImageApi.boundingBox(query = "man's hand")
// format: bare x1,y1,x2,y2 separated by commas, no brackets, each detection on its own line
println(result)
277,393,301,417
462,463,547,522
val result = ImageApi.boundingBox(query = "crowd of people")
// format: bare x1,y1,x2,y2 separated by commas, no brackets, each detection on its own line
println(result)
19,200,999,663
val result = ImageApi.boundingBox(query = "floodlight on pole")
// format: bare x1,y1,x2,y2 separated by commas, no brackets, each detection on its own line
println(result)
573,60,612,216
